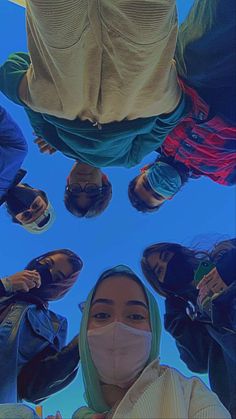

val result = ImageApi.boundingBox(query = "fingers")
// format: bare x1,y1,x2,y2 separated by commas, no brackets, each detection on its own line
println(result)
197,267,217,288
48,147,57,154
197,267,227,294
34,137,57,154
45,412,62,419
198,287,210,305
23,270,41,288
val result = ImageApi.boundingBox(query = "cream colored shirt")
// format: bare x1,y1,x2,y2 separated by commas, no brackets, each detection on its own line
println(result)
21,0,181,123
111,360,230,419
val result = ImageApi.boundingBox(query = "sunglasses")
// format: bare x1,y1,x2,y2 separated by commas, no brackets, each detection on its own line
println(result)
19,199,46,222
66,183,107,197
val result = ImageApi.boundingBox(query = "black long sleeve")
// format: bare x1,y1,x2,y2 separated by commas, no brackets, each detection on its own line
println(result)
164,297,212,373
18,335,80,404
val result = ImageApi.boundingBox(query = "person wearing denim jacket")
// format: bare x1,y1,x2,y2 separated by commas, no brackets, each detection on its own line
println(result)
0,249,82,404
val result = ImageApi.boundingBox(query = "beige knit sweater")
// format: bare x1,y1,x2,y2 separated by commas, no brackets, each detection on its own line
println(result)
21,0,181,123
111,360,231,419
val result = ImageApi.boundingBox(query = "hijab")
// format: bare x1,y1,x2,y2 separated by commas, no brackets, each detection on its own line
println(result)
75,265,161,418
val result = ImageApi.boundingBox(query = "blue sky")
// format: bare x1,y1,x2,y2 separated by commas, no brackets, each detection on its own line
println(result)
0,1,235,417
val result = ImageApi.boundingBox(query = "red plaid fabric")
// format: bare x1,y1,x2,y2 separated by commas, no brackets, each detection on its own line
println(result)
161,80,236,186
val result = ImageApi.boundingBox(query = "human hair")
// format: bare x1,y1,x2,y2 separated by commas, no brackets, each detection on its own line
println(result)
128,155,189,213
64,177,112,218
25,249,83,274
141,242,199,294
5,183,49,225
141,238,236,284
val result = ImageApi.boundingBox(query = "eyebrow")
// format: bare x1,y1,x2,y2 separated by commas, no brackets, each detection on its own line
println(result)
92,298,113,306
126,300,148,309
91,298,148,309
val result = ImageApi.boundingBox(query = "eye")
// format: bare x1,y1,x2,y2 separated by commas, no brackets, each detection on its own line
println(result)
128,314,145,320
22,211,32,221
31,202,40,210
93,312,110,320
42,257,54,268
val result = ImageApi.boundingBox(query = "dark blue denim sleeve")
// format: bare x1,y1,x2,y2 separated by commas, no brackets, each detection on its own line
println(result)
0,106,28,198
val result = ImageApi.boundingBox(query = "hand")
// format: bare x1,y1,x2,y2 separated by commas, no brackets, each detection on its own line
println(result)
7,270,41,293
46,412,62,419
92,415,107,419
34,137,57,154
197,267,228,305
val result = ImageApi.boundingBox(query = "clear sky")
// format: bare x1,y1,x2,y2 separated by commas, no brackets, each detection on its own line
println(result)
0,1,235,418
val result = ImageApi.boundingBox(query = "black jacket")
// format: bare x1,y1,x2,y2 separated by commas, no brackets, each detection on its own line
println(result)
164,246,236,418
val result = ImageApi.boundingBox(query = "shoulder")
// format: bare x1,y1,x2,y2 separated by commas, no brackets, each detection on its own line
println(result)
162,365,230,418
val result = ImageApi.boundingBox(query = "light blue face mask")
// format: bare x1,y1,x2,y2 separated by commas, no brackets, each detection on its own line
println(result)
146,162,182,199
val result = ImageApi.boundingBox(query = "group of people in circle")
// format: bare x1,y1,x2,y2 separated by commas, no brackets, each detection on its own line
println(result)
0,0,235,418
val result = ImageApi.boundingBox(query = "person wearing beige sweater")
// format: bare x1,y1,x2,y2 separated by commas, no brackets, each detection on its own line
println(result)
20,0,181,123
71,265,229,419
2,2,197,218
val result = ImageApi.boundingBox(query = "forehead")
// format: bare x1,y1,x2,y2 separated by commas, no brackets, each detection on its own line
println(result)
93,275,147,303
42,252,71,267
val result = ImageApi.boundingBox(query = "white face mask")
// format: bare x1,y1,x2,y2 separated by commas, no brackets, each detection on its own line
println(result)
87,322,152,388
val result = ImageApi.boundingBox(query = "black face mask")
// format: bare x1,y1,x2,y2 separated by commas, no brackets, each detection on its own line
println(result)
28,263,54,299
158,252,195,295
5,186,38,215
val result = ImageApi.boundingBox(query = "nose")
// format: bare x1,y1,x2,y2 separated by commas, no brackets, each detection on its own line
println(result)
113,314,124,323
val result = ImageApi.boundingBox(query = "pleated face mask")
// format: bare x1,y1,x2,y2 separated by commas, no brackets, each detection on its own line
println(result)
146,162,182,199
87,321,152,388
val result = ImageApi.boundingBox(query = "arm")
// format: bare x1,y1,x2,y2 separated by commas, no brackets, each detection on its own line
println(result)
197,247,236,331
0,106,27,199
189,378,231,419
0,271,41,296
131,93,188,165
18,335,80,404
0,53,77,160
0,52,31,106
164,297,211,373
24,108,77,159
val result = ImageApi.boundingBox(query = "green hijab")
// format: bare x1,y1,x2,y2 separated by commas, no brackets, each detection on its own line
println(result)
74,265,162,418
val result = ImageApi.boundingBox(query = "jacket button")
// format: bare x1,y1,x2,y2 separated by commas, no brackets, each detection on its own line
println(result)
198,111,205,120
183,141,193,150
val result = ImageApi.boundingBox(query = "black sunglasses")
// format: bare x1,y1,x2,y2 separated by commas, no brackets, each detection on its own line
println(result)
66,183,106,197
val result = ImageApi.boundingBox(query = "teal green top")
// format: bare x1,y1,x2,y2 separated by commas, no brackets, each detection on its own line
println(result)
73,265,162,418
0,53,187,168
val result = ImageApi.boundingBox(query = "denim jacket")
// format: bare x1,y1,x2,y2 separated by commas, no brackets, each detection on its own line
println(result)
0,299,67,403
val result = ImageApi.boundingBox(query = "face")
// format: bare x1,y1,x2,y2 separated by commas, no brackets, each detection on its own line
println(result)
134,173,166,208
143,250,174,287
68,162,103,210
88,276,150,332
15,195,48,224
39,253,79,282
